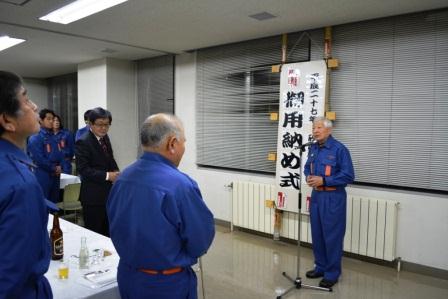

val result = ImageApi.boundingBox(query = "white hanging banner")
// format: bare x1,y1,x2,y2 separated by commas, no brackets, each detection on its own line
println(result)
275,60,327,213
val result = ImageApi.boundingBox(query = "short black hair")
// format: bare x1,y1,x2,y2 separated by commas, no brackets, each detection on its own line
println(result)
89,107,112,124
39,108,55,120
84,109,92,121
0,70,23,136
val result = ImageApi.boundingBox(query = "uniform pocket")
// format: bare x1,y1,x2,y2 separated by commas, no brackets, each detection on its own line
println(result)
329,195,345,214
322,159,336,166
322,159,336,176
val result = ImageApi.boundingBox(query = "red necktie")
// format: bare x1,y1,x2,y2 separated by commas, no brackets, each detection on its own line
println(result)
99,138,108,154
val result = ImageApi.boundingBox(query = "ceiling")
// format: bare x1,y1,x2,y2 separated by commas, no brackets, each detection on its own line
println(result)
0,0,446,78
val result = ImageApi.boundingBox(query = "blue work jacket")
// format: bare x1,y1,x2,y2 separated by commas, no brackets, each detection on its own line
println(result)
28,128,64,174
54,129,74,174
75,125,89,142
107,152,215,271
0,139,52,299
304,135,354,191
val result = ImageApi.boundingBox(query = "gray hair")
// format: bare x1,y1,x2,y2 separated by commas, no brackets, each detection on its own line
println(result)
140,113,183,148
313,116,333,128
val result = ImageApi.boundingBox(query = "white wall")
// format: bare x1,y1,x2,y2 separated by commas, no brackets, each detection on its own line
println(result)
24,78,48,110
77,59,107,128
175,52,448,271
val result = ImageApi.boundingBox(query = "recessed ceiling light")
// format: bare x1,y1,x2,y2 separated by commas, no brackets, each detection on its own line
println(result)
249,12,277,21
39,0,128,25
0,36,26,52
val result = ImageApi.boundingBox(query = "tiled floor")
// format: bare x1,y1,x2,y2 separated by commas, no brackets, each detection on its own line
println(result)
198,225,448,299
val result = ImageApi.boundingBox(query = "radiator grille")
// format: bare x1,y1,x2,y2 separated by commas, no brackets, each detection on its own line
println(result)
231,181,399,261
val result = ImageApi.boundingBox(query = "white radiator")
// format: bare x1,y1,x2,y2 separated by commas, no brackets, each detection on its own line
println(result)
231,181,399,262
231,181,276,235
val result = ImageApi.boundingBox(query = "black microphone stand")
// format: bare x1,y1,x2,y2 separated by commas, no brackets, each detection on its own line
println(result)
276,144,332,298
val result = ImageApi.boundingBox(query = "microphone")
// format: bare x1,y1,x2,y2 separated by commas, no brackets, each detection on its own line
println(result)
300,141,315,151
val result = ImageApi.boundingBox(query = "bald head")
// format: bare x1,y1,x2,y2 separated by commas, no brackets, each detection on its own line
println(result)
140,113,186,166
140,113,183,148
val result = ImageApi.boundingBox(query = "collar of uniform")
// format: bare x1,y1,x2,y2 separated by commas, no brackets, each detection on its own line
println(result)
141,151,177,169
0,138,33,164
320,135,335,149
39,127,52,137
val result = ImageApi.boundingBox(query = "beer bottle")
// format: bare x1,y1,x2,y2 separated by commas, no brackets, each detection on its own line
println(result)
51,213,64,260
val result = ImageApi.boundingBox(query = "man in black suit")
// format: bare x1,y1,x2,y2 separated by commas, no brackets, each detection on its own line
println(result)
75,107,119,236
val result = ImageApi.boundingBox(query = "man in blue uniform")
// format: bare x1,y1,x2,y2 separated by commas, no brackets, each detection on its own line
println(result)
75,109,91,141
0,71,53,298
53,114,74,174
28,109,64,203
304,116,354,288
107,113,215,299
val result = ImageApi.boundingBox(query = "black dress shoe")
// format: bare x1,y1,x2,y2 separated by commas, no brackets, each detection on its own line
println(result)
305,269,324,279
319,278,337,288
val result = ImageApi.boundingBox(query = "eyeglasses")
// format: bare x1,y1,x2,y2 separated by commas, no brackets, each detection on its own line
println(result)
93,123,110,128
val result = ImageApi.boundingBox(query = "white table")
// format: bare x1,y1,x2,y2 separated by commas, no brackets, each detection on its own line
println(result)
46,215,120,299
60,173,81,189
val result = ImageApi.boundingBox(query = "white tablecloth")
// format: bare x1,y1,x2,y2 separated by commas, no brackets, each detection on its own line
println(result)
46,215,120,299
60,173,81,189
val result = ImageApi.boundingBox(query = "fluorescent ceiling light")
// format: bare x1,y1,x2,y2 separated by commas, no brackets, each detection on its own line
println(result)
0,36,26,52
39,0,128,24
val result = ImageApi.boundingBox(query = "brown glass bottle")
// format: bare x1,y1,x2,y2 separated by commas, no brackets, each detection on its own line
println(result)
50,213,64,260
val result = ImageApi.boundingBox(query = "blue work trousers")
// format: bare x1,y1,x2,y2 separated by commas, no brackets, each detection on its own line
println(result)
117,262,197,299
310,189,347,282
19,276,52,299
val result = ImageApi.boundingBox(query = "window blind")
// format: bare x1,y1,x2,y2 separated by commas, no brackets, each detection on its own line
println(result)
196,32,320,173
331,9,448,192
136,55,174,157
196,9,447,192
137,55,174,126
47,73,78,132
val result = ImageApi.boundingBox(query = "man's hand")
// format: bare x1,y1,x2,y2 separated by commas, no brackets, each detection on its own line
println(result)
54,165,62,176
108,171,120,183
307,175,324,188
